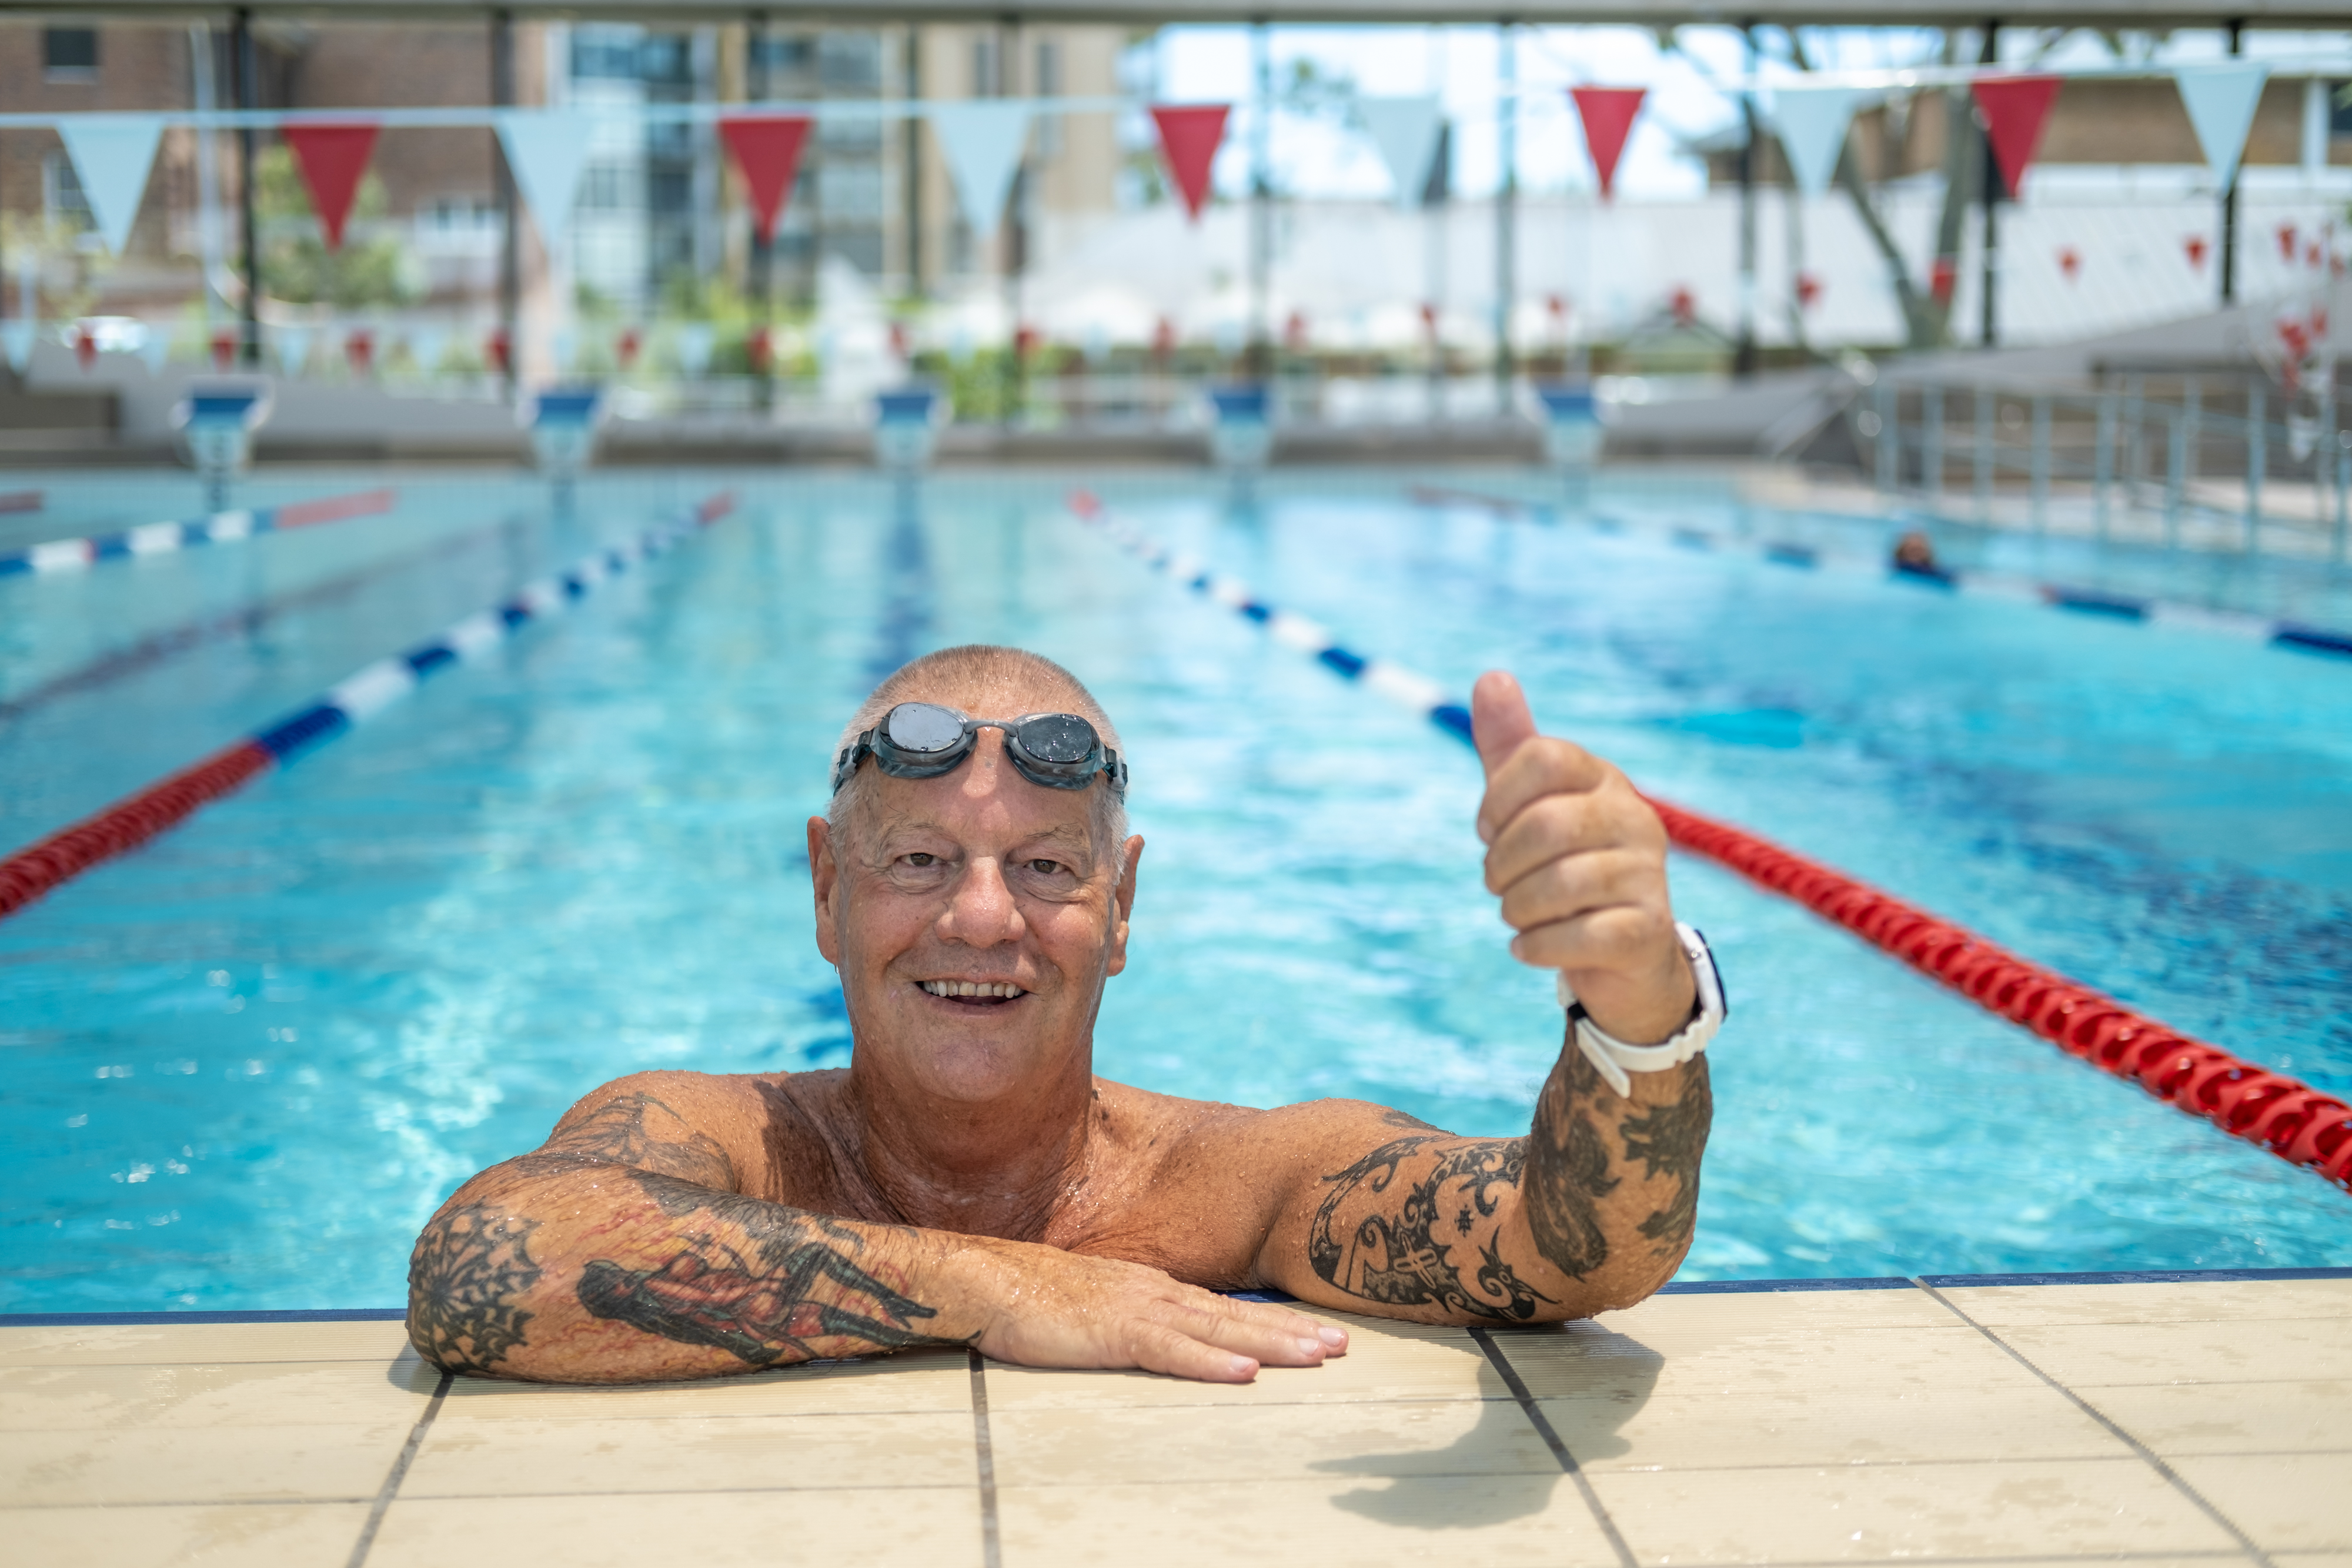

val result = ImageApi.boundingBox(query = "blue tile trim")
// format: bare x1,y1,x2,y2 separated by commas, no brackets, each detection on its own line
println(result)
0,1308,406,1326
1658,1276,1916,1293
1917,1266,2352,1287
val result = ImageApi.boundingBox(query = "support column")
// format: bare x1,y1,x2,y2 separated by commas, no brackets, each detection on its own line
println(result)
903,24,924,298
748,12,773,316
2222,18,2244,305
1249,16,1272,380
1735,21,1758,377
492,8,519,399
1000,14,1024,424
1977,18,2000,349
232,7,260,366
1494,18,1518,399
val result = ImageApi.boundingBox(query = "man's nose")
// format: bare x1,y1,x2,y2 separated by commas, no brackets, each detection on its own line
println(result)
937,854,1024,948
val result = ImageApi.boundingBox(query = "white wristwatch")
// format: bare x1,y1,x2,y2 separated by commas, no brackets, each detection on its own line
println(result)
1556,922,1727,1097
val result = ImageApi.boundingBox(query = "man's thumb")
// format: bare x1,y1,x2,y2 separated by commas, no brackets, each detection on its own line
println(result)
1471,671,1537,778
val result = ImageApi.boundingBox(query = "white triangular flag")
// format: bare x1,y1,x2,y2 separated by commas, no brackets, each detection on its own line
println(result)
274,325,313,376
929,102,1032,240
676,322,714,377
4,320,35,373
1770,86,1863,198
1358,96,1444,209
58,116,166,256
495,110,598,245
2175,62,2270,189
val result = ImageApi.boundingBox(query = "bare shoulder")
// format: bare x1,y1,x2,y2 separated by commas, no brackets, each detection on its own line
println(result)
540,1069,799,1191
1096,1082,1451,1196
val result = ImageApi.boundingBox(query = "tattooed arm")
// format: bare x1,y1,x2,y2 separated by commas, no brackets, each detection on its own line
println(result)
1255,674,1713,1322
407,1072,1340,1384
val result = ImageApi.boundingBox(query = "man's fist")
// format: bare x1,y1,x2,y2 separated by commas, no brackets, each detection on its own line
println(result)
1471,671,1696,1047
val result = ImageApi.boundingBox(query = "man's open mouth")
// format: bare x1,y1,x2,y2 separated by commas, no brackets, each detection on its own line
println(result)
917,979,1028,1005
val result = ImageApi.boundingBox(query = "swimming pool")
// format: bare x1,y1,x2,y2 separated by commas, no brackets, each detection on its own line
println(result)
4,467,2347,1313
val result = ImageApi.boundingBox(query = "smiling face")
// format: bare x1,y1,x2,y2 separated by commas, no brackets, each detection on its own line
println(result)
809,678,1141,1112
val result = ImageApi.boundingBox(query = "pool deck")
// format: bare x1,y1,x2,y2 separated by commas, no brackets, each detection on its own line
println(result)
2,1271,2345,1567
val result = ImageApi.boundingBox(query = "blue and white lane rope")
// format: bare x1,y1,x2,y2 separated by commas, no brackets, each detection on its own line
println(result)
0,487,396,579
0,492,736,922
1405,483,2352,661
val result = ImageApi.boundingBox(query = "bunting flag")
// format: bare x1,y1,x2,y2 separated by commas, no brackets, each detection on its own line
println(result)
676,323,714,378
4,321,33,375
281,122,380,249
929,101,1031,240
718,114,813,242
2174,62,2269,189
57,115,166,256
1358,96,1445,209
1149,104,1228,222
495,110,597,244
1569,87,1646,200
1770,86,1863,198
273,326,313,376
1972,75,2062,200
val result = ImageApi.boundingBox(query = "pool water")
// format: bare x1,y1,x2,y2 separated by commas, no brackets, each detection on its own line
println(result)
3,469,2347,1313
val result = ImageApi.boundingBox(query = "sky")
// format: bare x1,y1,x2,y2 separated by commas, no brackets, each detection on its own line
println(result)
1145,24,2352,202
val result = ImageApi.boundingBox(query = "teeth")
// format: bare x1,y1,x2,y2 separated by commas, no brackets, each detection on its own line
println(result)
920,980,1024,999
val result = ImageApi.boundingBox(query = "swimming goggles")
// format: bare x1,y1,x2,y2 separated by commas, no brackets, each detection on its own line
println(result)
831,701,1127,796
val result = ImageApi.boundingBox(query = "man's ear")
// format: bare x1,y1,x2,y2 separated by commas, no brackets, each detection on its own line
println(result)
1104,834,1144,977
808,815,843,965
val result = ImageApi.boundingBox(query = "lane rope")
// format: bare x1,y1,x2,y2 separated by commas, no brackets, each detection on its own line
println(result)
0,487,398,579
1068,488,2352,1192
1405,483,2352,661
0,492,735,923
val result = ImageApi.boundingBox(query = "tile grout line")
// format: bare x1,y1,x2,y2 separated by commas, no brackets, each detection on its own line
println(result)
1907,1278,2278,1568
344,1369,452,1568
1470,1328,1640,1568
967,1348,1003,1568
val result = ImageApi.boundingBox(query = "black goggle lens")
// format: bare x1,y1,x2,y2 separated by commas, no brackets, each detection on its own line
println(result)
1013,713,1095,765
883,702,968,754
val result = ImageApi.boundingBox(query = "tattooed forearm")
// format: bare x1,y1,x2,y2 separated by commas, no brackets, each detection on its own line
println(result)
1622,1059,1712,1258
1308,1136,1556,1320
1524,1048,1620,1279
575,1171,968,1367
407,1204,543,1376
548,1092,736,1188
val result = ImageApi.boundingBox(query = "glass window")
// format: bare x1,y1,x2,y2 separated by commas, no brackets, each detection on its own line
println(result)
43,27,99,82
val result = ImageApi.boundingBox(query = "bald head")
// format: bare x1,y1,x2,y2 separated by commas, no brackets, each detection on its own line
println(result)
827,646,1128,850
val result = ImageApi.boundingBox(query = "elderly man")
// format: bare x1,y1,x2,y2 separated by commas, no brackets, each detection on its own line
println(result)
406,645,1720,1383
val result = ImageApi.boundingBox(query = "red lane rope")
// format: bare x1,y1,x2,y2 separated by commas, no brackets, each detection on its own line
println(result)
0,741,275,921
271,487,397,531
1650,796,2352,1191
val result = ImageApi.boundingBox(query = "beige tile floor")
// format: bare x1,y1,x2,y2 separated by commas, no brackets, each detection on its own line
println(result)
2,1275,2344,1568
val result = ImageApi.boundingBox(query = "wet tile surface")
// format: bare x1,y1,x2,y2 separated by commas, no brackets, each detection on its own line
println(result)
0,1278,2338,1566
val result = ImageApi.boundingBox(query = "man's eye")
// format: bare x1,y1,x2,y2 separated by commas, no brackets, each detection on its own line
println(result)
1028,859,1063,876
905,852,938,867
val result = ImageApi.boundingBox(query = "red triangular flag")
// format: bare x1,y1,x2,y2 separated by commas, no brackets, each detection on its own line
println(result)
1570,88,1646,201
719,115,813,243
1150,105,1229,221
281,123,380,250
1972,75,2061,200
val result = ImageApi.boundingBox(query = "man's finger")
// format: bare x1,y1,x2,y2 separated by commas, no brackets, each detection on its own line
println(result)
1471,671,1537,781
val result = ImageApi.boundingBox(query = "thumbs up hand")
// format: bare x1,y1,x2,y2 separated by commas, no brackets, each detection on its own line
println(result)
1471,671,1696,1049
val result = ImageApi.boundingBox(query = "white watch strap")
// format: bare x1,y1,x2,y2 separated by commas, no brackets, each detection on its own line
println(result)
1557,922,1726,1098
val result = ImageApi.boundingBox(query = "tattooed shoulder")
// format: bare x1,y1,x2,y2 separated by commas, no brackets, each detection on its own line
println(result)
407,1203,542,1377
549,1088,736,1189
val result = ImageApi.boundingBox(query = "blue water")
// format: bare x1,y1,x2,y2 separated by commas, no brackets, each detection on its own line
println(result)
2,469,2347,1313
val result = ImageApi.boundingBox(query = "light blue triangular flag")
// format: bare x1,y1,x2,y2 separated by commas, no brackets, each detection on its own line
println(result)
139,330,169,375
930,102,1032,240
676,322,714,378
496,110,599,245
274,325,313,377
4,320,35,373
1358,96,1444,209
406,326,446,373
2175,62,2270,189
1770,86,1863,198
58,116,166,256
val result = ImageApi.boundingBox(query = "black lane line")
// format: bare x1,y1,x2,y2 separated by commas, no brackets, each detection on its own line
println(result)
1469,1327,1640,1568
967,1349,1003,1568
346,1368,453,1568
1910,1278,2276,1568
0,516,520,726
